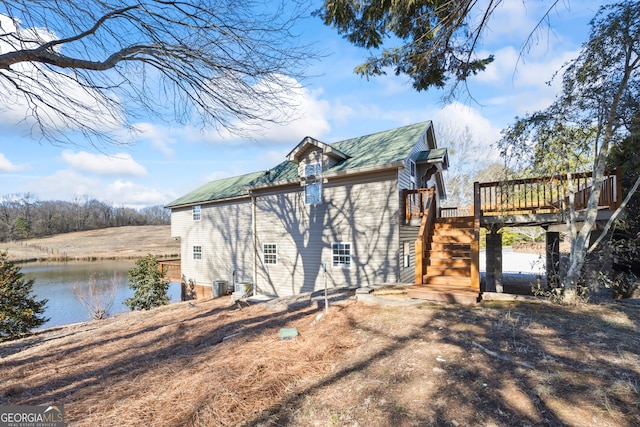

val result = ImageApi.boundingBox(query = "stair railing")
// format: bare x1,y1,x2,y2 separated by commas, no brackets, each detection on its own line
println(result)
414,188,437,284
405,187,436,220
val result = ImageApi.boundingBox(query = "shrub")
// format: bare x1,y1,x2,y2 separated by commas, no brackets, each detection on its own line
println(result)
124,255,169,310
0,250,48,341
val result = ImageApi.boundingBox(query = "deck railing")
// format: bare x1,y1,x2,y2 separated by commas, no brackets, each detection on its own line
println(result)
476,168,621,216
440,206,473,218
404,187,436,220
414,189,436,284
158,258,182,282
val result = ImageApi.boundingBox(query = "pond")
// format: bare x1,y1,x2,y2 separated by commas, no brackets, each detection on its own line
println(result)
21,260,182,329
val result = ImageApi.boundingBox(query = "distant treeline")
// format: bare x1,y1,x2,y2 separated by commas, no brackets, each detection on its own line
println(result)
0,193,170,242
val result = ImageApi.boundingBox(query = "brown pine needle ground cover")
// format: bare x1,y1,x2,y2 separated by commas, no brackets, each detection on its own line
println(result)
1,294,639,426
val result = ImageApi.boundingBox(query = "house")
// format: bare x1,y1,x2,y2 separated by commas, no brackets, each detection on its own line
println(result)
165,121,449,298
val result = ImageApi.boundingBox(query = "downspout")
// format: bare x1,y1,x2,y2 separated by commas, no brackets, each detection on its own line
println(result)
251,191,257,296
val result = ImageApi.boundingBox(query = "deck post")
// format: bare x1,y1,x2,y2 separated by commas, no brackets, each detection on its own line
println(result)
470,182,481,291
546,231,561,287
485,231,503,293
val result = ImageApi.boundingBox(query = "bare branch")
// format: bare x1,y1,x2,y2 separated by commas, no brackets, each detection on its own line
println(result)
0,0,316,147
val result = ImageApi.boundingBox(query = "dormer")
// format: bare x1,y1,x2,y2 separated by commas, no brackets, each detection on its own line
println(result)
286,137,350,178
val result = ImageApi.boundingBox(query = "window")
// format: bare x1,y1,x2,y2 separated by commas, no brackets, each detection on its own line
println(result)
263,243,277,265
305,182,322,205
403,241,411,268
193,245,202,260
304,162,322,177
192,205,201,221
409,159,416,177
304,162,323,205
332,242,351,268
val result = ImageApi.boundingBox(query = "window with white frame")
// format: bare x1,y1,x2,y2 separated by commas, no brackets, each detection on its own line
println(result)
192,205,201,221
305,182,322,205
409,159,416,177
263,243,277,265
304,162,323,205
304,162,322,177
332,242,351,268
193,245,202,260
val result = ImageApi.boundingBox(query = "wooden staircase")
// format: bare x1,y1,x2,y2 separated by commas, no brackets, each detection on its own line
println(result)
407,216,480,304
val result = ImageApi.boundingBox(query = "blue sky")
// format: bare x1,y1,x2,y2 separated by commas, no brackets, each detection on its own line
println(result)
0,1,607,209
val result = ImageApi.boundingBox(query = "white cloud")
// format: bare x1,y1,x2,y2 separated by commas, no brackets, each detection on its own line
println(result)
61,150,147,176
130,122,177,156
187,76,332,146
106,180,166,208
33,170,100,200
432,102,502,155
0,152,26,172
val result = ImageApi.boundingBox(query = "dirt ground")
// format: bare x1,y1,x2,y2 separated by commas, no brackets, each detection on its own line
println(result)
1,290,638,426
3,225,179,262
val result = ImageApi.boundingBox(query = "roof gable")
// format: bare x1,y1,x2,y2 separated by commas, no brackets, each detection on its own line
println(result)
286,137,349,163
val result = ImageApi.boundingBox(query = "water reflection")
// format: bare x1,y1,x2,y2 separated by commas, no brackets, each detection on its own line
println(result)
21,260,182,329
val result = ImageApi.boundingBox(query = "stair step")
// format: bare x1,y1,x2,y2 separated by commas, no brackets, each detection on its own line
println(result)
422,275,472,286
434,223,474,232
428,258,470,267
407,283,479,304
435,216,474,224
426,266,471,277
428,243,471,252
428,251,471,260
432,234,474,243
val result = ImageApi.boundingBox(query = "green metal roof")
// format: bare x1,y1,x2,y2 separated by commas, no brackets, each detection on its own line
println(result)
416,148,447,162
166,121,433,208
328,121,432,172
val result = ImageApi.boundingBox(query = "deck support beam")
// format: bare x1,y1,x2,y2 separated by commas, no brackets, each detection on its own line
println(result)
546,231,561,287
485,231,503,293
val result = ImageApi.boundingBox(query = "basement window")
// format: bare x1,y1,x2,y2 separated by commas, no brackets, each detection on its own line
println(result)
332,242,351,269
263,243,277,265
193,245,202,260
403,241,411,268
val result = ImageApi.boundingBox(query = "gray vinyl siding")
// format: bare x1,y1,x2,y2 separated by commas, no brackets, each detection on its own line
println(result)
170,199,253,288
399,225,420,283
254,170,400,296
398,132,428,191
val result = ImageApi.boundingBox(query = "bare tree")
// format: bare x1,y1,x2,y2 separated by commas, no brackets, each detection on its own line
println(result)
435,123,491,207
0,0,315,147
72,272,121,320
499,2,640,299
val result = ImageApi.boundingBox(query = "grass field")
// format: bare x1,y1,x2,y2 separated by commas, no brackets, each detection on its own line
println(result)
2,225,179,262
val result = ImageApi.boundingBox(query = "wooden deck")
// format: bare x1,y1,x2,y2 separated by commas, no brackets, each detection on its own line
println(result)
407,169,622,304
158,258,181,282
